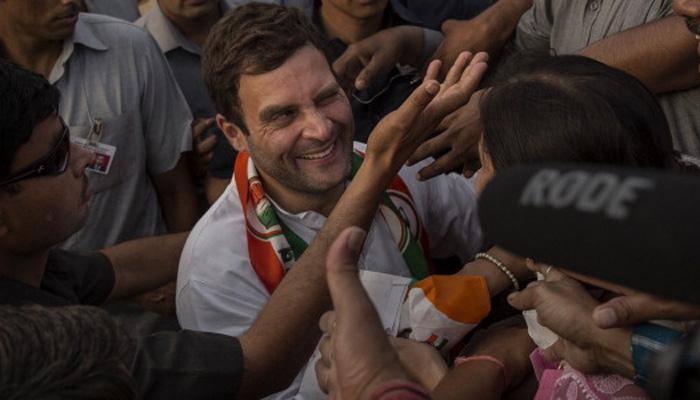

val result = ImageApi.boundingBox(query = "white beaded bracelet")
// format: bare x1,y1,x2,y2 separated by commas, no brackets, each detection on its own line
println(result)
475,252,520,291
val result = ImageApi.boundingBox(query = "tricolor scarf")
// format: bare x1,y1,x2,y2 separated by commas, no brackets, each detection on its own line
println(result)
234,149,433,294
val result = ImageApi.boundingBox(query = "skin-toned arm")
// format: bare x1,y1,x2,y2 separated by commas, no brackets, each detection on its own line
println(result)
432,324,535,400
151,157,200,232
432,0,533,77
236,54,488,399
101,232,187,302
457,246,532,296
579,15,700,93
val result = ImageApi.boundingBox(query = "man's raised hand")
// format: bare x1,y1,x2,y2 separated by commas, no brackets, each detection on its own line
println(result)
364,51,488,175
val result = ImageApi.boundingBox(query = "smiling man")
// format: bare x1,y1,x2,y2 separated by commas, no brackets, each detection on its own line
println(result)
175,3,488,398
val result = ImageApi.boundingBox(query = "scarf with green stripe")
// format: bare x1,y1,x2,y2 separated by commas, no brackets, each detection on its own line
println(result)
234,149,433,294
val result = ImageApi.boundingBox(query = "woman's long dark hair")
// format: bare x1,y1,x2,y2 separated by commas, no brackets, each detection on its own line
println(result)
480,54,682,171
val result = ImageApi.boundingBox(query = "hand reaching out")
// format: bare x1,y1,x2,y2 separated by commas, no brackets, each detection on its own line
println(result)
365,51,488,175
407,89,485,180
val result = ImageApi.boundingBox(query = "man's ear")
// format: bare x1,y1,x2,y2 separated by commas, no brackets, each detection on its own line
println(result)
216,113,249,153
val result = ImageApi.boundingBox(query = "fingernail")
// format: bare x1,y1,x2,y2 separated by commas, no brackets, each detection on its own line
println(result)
356,80,366,90
426,81,440,95
593,307,617,328
346,228,366,256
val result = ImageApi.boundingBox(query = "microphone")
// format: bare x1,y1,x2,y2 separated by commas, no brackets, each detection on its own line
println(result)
478,163,700,304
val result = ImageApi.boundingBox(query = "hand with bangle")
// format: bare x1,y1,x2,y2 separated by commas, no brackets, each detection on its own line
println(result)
458,246,533,296
432,320,535,400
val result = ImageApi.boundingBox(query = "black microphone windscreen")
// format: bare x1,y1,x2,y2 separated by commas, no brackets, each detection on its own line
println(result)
478,164,700,304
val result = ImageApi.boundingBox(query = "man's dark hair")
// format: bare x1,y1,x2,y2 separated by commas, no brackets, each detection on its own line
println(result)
202,3,329,133
480,54,680,171
0,59,60,181
0,305,136,400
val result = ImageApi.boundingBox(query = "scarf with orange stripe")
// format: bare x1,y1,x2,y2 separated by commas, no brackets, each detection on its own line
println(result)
234,149,433,293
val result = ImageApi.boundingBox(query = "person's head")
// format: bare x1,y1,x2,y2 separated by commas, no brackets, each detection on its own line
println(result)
673,0,700,71
474,55,680,193
0,305,136,400
320,0,389,21
0,0,81,42
0,60,93,253
203,3,354,200
157,0,221,21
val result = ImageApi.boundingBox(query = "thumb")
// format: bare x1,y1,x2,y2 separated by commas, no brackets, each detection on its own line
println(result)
541,339,566,364
507,282,540,311
326,227,372,317
593,294,700,329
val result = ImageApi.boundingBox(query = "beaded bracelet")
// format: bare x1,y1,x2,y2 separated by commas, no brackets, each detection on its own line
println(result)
475,252,520,291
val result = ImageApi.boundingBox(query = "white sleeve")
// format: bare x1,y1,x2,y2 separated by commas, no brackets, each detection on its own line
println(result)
398,162,483,263
175,187,270,336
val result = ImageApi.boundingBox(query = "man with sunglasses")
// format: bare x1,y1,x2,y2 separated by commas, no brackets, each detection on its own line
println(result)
0,58,248,399
0,0,200,252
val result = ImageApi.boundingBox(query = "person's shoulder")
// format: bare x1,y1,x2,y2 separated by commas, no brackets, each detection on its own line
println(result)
178,184,248,280
78,12,157,51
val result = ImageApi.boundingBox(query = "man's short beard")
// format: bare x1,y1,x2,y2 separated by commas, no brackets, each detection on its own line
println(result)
247,141,353,196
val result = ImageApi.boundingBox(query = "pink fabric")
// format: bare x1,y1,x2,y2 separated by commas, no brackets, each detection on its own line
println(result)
530,348,648,400
369,379,432,400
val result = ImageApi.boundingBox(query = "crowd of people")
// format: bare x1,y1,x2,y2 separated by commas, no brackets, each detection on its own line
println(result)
0,0,699,399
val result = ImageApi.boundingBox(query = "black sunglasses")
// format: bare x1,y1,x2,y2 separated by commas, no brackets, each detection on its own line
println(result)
0,118,71,188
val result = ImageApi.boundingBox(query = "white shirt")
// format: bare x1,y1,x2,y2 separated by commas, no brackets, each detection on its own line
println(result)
176,144,482,398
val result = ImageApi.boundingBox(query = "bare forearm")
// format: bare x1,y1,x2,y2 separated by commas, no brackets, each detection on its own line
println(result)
432,363,504,400
580,15,700,93
160,194,199,231
481,0,534,49
153,158,201,232
458,247,531,296
102,232,187,301
238,158,394,398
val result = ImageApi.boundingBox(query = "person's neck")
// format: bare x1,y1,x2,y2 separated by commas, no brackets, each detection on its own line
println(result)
320,2,383,44
263,177,345,218
159,0,222,48
0,24,63,79
0,249,49,288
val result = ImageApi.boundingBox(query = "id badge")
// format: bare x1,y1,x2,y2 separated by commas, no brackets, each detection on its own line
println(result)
71,136,117,175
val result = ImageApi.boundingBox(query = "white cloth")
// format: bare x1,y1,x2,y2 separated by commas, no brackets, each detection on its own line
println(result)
176,143,482,398
55,13,193,250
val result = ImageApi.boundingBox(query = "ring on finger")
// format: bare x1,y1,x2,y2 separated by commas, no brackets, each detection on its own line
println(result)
543,265,553,276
